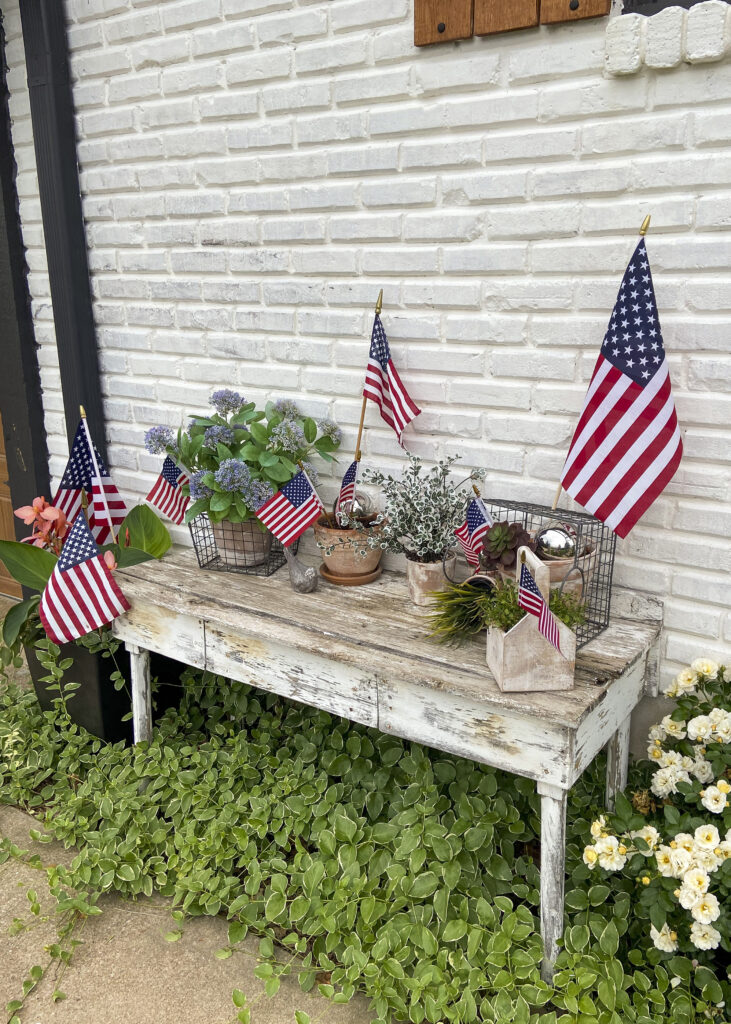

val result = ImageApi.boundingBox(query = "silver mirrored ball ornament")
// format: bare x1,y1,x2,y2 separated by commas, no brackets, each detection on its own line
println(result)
535,526,577,561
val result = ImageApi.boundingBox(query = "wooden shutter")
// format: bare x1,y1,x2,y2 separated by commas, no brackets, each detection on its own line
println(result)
0,413,22,599
414,0,474,46
540,0,611,24
474,0,539,35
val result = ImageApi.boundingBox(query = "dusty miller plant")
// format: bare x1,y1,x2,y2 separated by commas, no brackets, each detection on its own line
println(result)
342,454,484,564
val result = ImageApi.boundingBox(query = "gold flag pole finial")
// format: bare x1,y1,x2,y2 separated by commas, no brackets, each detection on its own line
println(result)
639,214,651,237
375,288,383,316
80,405,87,419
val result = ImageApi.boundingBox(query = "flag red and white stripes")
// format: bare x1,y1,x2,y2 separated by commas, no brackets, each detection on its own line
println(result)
89,477,127,544
146,456,189,525
256,470,324,548
559,240,682,538
363,314,420,445
454,497,493,568
336,460,358,515
53,418,127,544
39,514,130,645
518,563,562,656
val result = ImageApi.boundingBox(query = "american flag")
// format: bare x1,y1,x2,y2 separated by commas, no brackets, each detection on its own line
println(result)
559,240,682,538
53,420,127,545
336,460,358,514
256,470,324,547
145,456,189,525
454,497,493,567
39,512,130,645
518,562,562,656
363,314,420,445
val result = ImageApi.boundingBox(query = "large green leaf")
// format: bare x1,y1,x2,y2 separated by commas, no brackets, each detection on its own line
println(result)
0,540,57,592
2,596,40,647
101,545,155,569
121,505,171,559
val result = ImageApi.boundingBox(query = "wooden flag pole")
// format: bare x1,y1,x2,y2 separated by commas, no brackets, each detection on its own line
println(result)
80,404,117,544
551,214,651,514
354,288,383,462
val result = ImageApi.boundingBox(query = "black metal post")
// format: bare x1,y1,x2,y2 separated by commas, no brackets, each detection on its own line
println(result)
18,0,107,461
0,10,50,523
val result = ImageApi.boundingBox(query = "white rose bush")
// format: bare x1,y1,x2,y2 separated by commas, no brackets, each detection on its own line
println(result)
582,658,730,1001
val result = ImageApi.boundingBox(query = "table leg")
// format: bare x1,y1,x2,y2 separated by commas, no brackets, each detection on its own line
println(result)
605,714,631,812
537,781,568,982
127,642,152,744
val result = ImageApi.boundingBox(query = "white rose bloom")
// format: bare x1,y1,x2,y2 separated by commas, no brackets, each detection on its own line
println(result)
630,825,660,855
688,716,712,742
583,844,599,868
715,719,731,743
718,840,731,860
649,723,667,742
690,658,719,678
694,824,721,850
650,923,678,953
647,743,665,762
680,756,695,771
661,715,687,740
691,892,720,924
692,846,722,873
669,847,693,876
701,786,727,814
655,846,675,877
691,758,714,784
651,767,683,798
690,922,721,951
708,708,727,725
595,835,627,872
678,885,699,910
672,833,694,853
590,816,606,840
682,867,710,896
659,750,683,768
662,679,682,698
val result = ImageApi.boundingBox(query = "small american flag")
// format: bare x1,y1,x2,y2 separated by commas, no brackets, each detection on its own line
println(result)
146,457,189,525
560,240,682,538
363,314,420,445
53,420,127,545
518,562,562,656
256,470,324,547
39,513,130,644
336,460,358,514
454,497,493,567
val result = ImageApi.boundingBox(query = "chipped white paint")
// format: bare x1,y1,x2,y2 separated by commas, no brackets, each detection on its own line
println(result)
113,548,659,977
127,642,152,745
606,713,632,811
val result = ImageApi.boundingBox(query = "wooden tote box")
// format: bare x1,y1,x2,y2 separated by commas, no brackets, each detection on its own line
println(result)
486,547,576,692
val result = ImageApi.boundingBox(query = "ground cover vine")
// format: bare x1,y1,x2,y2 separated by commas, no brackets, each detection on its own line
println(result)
1,639,729,1024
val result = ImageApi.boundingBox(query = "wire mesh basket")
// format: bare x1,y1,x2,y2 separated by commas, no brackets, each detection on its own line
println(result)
188,513,296,577
480,498,617,649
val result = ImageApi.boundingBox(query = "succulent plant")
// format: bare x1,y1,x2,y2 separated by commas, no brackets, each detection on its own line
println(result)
480,520,533,573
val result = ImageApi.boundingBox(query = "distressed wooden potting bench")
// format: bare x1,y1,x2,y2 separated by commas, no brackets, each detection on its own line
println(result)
112,549,660,979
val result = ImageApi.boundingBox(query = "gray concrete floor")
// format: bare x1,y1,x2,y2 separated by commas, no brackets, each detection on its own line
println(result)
0,806,374,1024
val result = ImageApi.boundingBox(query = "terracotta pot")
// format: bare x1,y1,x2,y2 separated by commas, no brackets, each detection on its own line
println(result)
541,544,598,599
313,515,383,582
406,553,456,606
212,518,272,567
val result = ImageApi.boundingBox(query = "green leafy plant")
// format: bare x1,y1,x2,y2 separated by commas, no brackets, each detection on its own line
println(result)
428,578,586,645
481,521,534,574
354,454,484,564
1,649,727,1024
145,392,341,525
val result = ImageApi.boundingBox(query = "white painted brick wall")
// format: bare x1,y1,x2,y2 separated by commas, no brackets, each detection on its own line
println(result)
3,0,730,694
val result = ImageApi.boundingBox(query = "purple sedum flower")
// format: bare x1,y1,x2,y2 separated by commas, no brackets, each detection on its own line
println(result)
144,425,174,455
273,398,301,419
189,469,213,501
269,419,306,454
210,389,245,416
203,424,235,448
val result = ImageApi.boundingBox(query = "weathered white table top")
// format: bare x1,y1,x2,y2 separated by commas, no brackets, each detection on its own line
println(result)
114,548,659,790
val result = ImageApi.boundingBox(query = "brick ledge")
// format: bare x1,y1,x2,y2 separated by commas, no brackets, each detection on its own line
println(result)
605,0,731,75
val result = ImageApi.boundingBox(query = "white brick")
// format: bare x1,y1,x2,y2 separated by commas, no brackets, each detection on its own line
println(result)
327,145,398,176
193,23,256,57
401,137,482,171
161,0,221,32
685,0,730,63
200,92,259,122
263,81,331,115
226,50,292,86
442,170,528,203
330,0,408,34
404,211,483,242
414,55,500,96
489,204,580,241
294,38,366,76
491,350,576,382
645,6,684,70
362,179,436,208
334,69,410,107
604,14,645,77
330,214,400,241
297,112,366,147
129,36,191,70
256,7,327,45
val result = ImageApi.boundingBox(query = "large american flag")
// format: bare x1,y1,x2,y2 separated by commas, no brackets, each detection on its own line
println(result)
336,460,358,514
256,470,324,547
39,513,130,644
518,563,562,656
363,314,420,445
53,420,127,545
146,456,189,525
559,241,682,538
454,497,493,567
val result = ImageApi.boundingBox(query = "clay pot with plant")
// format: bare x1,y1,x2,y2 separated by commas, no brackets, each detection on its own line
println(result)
313,499,384,586
357,454,485,606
